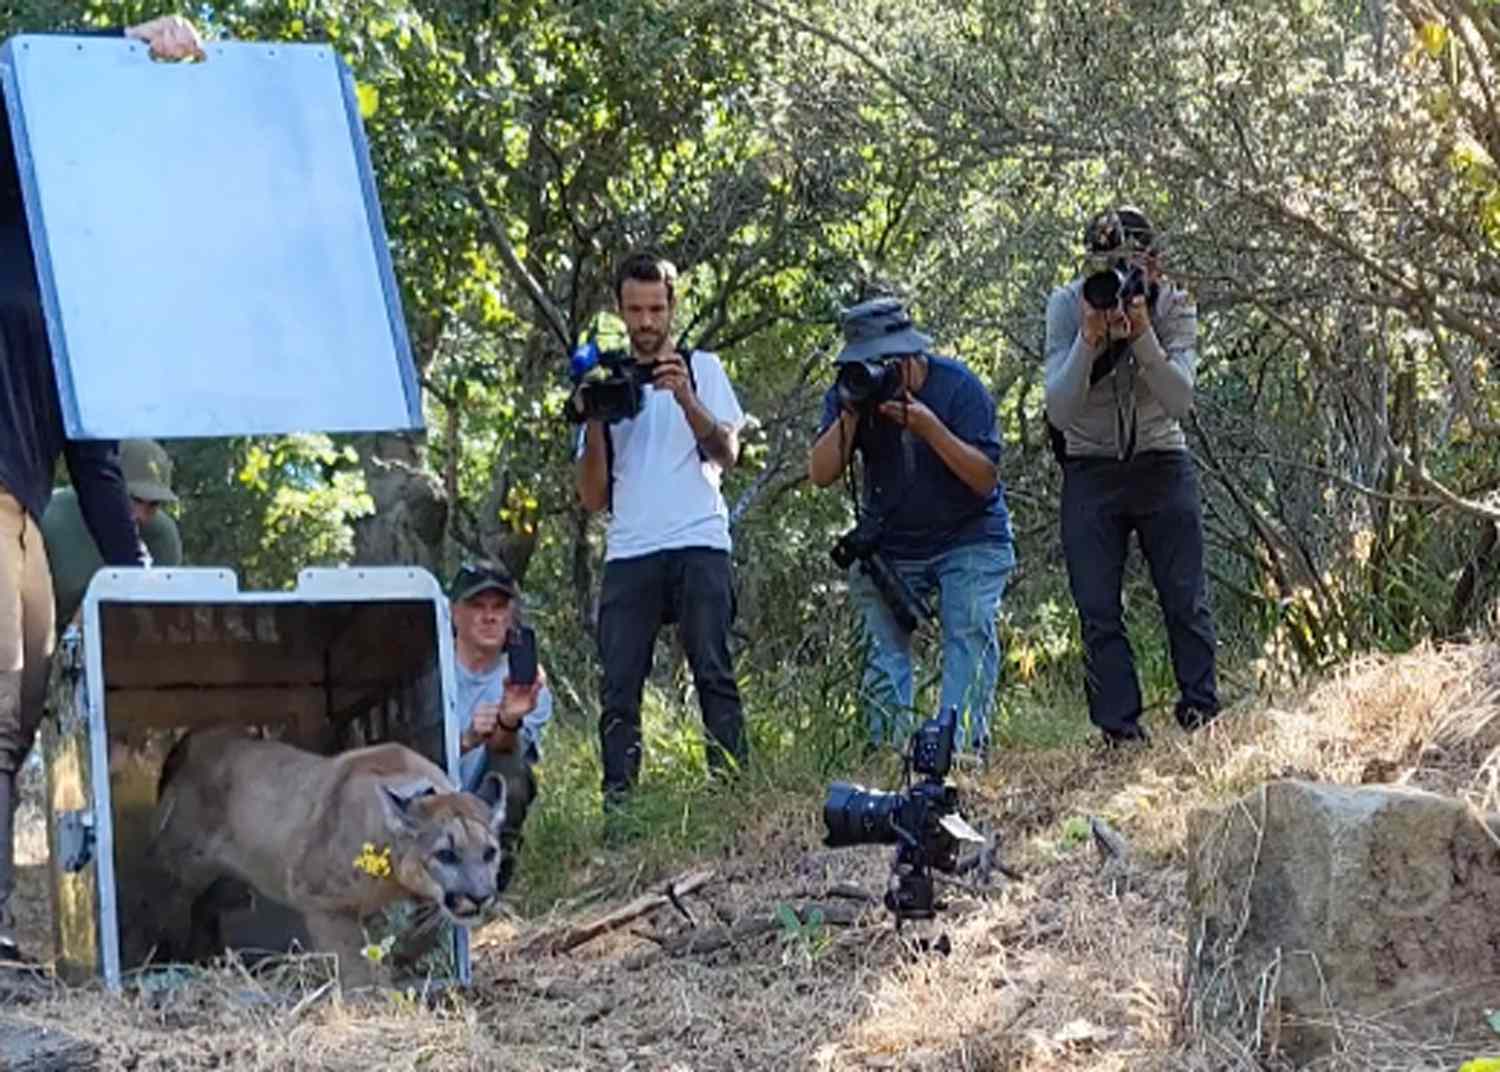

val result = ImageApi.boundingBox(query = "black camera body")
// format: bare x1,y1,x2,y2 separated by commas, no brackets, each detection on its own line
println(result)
835,358,905,413
1082,261,1147,312
831,519,932,634
574,350,662,424
822,707,964,924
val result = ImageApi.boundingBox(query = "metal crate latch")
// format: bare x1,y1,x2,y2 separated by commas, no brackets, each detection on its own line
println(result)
56,809,96,872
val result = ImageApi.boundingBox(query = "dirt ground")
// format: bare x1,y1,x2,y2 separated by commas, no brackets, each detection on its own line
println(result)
5,643,1500,1071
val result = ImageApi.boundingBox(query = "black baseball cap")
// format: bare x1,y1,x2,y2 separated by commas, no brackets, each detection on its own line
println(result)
448,560,518,602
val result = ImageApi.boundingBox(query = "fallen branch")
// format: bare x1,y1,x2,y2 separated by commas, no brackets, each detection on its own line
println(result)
517,868,716,956
1089,817,1131,865
623,899,870,970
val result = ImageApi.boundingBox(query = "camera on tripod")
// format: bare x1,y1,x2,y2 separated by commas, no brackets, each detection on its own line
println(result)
831,518,932,634
822,706,984,926
568,339,660,424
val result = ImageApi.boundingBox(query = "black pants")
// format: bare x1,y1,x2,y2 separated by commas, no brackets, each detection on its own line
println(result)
1061,450,1219,735
597,547,745,797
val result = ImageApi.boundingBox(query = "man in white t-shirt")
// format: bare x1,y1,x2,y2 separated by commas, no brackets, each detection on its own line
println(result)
574,251,747,811
448,560,550,890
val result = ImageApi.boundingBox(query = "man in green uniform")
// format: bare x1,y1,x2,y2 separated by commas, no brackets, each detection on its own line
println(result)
41,439,182,631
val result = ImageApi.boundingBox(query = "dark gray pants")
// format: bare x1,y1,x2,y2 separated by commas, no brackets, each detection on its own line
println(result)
597,547,745,798
1061,450,1219,735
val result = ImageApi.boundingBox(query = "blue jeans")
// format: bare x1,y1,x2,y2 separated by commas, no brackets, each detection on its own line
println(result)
849,540,1015,750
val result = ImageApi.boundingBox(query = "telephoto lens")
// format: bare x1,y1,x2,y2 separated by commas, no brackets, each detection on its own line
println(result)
1082,263,1147,311
822,781,902,848
1083,266,1125,310
835,359,905,410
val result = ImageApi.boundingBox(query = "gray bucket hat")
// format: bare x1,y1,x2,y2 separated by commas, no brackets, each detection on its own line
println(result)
836,298,933,364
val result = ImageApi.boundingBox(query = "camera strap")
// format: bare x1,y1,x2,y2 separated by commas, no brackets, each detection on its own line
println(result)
1107,341,1139,462
602,347,700,512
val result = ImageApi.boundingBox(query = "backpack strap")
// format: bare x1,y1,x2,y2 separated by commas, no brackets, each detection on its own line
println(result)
680,347,708,465
604,418,617,513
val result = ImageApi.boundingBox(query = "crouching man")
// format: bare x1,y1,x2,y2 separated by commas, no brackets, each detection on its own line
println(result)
449,561,551,892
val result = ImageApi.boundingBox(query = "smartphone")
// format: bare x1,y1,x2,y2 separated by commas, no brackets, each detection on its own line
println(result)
506,624,538,686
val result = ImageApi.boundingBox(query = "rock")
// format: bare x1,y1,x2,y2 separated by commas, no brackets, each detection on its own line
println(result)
1185,780,1500,1064
0,1016,97,1071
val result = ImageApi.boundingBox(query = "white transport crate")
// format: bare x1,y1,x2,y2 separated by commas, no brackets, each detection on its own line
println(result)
40,566,469,990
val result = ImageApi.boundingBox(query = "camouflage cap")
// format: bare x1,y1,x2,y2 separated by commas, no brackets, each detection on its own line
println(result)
1083,206,1156,258
120,439,177,504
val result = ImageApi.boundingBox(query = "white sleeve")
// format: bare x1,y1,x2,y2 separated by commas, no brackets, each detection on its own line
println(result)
692,351,745,431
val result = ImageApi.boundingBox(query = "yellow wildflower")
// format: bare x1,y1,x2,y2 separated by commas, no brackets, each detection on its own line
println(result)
360,935,396,965
353,841,393,879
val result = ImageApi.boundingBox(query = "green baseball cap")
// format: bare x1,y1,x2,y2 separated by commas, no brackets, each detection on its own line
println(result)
120,439,178,504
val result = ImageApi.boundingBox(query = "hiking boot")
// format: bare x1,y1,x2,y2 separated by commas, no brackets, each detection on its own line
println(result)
1101,725,1151,750
1175,705,1220,733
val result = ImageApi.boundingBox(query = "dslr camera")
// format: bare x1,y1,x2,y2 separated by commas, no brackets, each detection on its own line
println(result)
835,357,905,413
568,340,660,424
823,707,978,925
831,517,932,633
1082,260,1147,312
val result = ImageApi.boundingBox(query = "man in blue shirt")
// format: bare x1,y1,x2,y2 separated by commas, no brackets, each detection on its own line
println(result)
448,561,550,892
809,298,1016,754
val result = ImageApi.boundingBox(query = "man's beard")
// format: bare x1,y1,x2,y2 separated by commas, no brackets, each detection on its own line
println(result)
630,330,669,358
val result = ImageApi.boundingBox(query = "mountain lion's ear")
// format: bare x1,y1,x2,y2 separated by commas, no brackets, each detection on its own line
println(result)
378,779,436,836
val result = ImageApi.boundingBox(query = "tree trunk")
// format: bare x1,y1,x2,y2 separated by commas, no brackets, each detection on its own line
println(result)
1447,521,1500,637
351,432,448,573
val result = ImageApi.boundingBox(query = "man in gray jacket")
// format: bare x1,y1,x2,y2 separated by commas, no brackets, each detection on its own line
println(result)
1043,206,1219,745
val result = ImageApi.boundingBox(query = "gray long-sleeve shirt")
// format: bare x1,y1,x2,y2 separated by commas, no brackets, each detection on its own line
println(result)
1043,277,1199,457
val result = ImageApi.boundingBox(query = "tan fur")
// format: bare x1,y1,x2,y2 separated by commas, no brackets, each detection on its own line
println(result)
149,728,505,986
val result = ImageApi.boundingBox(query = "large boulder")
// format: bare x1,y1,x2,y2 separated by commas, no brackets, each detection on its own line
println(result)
1185,780,1500,1064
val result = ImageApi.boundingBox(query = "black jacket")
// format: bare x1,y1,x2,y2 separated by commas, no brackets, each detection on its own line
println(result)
0,37,142,566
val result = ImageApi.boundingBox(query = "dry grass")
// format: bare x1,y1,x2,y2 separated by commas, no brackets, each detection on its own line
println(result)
6,641,1500,1070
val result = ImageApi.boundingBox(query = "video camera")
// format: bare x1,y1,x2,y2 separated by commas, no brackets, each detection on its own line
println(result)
1082,260,1147,313
568,339,661,424
835,358,905,414
822,706,984,927
831,517,932,634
